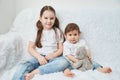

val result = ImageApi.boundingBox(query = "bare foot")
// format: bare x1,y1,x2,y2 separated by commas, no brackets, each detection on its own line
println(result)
97,67,112,73
25,73,34,80
64,69,75,77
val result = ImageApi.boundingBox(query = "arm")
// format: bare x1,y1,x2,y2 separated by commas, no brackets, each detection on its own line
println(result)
52,42,63,57
45,29,63,60
45,42,63,60
66,54,79,63
86,49,92,59
28,41,47,65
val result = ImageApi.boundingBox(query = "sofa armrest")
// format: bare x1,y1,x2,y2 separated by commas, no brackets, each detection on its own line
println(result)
0,32,23,71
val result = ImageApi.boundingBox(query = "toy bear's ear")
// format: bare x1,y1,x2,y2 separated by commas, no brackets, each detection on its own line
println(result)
76,47,82,54
76,47,88,59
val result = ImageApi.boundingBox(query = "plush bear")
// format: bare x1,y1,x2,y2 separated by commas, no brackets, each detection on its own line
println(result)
71,47,93,71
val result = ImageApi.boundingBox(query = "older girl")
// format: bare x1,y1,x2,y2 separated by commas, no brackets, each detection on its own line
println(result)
12,5,69,80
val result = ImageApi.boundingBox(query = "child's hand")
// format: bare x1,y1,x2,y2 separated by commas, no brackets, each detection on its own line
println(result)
74,59,79,63
37,56,48,65
87,56,92,60
45,53,55,60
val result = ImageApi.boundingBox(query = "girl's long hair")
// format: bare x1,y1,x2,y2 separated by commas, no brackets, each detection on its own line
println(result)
35,6,60,48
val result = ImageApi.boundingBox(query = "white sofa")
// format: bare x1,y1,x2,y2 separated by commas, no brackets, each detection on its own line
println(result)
0,7,120,80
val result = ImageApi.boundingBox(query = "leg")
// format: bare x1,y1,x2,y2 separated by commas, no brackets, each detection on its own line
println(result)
12,61,35,80
26,56,70,80
12,59,39,80
25,69,40,80
72,60,83,69
92,61,112,73
97,67,112,73
64,68,75,77
38,56,69,75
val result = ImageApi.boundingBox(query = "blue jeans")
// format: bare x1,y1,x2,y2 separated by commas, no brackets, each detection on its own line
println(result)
92,61,103,70
12,56,70,80
67,61,103,70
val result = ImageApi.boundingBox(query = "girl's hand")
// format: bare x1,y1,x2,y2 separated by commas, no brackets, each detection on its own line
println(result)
45,53,55,60
37,56,48,65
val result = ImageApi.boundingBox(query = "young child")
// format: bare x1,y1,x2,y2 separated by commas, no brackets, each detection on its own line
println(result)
12,5,69,80
63,23,112,77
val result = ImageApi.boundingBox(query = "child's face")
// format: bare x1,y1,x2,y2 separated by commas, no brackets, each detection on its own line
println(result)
40,10,56,30
65,30,80,44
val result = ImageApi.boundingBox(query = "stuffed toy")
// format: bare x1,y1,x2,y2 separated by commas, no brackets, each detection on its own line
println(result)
71,47,93,71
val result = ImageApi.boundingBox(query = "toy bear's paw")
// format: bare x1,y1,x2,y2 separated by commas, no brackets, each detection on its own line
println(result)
72,60,83,69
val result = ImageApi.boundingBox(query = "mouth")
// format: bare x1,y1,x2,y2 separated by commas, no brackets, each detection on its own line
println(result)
71,40,76,42
45,24,51,27
47,24,52,26
71,39,75,41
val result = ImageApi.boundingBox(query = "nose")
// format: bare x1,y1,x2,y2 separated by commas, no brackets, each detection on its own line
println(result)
72,36,75,39
48,19,51,23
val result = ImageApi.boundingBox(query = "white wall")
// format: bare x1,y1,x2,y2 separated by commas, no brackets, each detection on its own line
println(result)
0,0,16,34
0,0,119,34
15,0,120,14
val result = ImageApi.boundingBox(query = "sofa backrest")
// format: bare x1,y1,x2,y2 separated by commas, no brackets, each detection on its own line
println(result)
10,7,120,63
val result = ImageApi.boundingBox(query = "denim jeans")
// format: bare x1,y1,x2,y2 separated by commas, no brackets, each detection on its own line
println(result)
67,61,102,70
92,61,103,70
12,56,70,80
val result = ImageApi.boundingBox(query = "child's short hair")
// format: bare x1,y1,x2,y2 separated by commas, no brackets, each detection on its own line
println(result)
64,23,81,35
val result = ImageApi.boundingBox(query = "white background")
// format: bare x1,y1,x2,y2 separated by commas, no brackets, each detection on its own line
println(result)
0,0,120,34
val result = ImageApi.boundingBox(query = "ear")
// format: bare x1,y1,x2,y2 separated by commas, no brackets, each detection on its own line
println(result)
64,34,66,39
78,32,80,36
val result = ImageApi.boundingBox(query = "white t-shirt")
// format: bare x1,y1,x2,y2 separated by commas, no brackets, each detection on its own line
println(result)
63,39,89,58
30,28,64,55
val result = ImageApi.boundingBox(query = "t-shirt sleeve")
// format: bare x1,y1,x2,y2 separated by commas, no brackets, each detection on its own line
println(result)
63,42,71,56
56,29,64,43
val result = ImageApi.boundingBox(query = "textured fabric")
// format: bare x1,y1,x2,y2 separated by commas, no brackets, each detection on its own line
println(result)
63,39,88,57
66,47,93,71
33,28,64,55
0,7,120,80
12,56,69,80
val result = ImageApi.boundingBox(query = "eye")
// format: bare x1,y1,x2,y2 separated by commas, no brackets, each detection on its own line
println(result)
44,17,48,19
50,17,54,20
68,34,72,36
74,34,77,36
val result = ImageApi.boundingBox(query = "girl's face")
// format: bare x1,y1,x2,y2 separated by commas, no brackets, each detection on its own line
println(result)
65,30,80,44
40,10,56,30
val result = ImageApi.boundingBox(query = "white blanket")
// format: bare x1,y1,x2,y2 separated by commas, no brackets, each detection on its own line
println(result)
0,7,120,80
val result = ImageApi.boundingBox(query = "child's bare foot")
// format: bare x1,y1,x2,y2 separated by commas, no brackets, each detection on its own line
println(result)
25,69,40,80
25,73,34,80
64,68,75,77
97,67,112,73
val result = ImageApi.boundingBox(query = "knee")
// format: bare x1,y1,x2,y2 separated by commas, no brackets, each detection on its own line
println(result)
15,61,33,73
59,58,69,67
12,64,25,80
